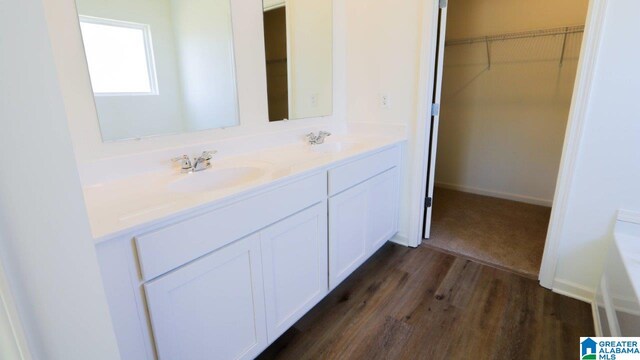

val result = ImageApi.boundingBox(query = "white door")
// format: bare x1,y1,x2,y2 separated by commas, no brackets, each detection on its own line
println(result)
144,233,267,360
329,183,368,290
261,202,328,342
422,0,449,239
366,168,400,254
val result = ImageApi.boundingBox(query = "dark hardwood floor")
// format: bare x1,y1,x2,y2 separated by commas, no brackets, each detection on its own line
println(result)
257,243,594,360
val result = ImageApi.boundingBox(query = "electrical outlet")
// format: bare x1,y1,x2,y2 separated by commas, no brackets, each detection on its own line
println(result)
310,93,319,108
380,93,391,108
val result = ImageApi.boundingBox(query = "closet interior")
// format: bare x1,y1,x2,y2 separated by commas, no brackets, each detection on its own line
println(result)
426,0,589,278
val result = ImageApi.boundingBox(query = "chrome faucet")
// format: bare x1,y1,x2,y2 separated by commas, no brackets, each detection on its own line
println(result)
306,131,331,145
172,151,217,173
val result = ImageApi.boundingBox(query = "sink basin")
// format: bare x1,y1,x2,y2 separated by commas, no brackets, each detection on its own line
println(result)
168,167,266,193
308,142,359,154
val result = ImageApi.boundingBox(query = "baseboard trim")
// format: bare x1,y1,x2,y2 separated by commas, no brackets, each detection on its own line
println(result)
390,233,410,247
435,182,553,207
553,278,595,303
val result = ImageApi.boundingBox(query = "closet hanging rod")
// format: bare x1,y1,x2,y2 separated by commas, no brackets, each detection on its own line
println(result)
445,25,585,46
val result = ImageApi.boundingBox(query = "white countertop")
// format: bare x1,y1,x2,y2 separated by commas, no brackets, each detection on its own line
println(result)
84,135,406,243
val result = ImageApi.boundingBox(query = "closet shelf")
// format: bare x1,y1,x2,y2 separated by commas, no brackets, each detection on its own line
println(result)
446,25,585,68
445,25,585,47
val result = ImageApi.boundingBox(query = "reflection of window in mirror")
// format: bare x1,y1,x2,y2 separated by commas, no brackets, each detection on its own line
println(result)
79,17,158,96
75,0,240,141
263,7,289,122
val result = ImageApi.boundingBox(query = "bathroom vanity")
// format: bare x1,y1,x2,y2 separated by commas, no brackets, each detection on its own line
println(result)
91,138,404,359
68,0,407,357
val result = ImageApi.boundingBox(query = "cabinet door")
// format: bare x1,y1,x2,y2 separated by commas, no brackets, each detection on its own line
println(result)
366,168,400,254
144,234,267,360
261,203,328,342
329,184,368,290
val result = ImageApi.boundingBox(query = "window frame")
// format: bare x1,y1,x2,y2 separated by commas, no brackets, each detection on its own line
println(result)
79,15,159,97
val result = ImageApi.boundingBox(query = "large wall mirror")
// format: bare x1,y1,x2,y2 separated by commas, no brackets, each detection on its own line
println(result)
262,0,332,122
76,0,240,142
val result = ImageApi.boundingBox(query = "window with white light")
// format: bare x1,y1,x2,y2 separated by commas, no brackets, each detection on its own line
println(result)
79,17,158,95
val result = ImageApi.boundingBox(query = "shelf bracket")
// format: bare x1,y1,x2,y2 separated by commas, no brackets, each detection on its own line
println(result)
485,37,491,70
559,27,569,67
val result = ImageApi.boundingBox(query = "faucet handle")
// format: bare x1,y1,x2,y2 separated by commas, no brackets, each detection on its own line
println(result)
319,131,332,137
172,154,190,163
171,155,192,172
200,150,217,160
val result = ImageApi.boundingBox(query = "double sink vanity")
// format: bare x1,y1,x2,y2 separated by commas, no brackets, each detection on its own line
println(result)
69,0,407,357
91,135,405,359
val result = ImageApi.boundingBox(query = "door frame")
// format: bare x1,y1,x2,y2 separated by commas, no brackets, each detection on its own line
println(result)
408,0,609,290
538,0,608,288
406,0,444,246
422,2,448,239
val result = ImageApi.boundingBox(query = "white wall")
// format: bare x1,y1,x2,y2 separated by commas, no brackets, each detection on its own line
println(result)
171,0,239,130
0,0,121,358
550,0,640,296
345,0,427,242
435,0,589,206
287,0,333,119
77,0,187,141
345,0,423,127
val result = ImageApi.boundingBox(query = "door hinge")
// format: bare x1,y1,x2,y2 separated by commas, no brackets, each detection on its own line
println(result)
431,103,440,117
439,0,447,9
424,197,433,208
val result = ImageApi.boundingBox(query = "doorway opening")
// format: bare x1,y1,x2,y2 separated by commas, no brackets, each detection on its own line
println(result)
422,0,590,279
263,6,289,122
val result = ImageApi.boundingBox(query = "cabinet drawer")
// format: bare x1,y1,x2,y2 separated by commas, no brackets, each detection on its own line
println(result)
136,173,326,281
328,145,400,196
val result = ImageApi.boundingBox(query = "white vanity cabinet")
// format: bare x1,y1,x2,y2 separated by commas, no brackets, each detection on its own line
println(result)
95,142,403,360
144,233,267,360
365,168,401,253
144,202,329,359
328,183,369,288
261,202,328,342
328,147,401,289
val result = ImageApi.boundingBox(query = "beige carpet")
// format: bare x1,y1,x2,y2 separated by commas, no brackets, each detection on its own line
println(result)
424,187,551,279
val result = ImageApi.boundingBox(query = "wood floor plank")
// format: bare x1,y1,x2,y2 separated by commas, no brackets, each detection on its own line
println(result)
342,316,414,360
256,244,594,360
